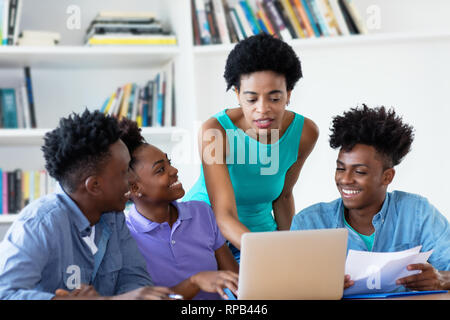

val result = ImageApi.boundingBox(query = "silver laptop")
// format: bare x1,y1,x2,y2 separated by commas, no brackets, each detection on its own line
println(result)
238,228,348,300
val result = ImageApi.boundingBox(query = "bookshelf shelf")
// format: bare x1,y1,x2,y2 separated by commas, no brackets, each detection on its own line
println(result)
0,215,17,224
193,31,450,55
0,46,180,69
0,127,187,146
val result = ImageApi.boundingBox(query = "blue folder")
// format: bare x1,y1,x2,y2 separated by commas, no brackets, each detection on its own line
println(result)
343,290,448,299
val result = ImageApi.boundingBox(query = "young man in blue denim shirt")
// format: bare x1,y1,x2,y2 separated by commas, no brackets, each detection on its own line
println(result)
291,105,450,291
0,110,174,300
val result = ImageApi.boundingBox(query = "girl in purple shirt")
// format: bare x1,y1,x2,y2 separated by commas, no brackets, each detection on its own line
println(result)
119,119,239,300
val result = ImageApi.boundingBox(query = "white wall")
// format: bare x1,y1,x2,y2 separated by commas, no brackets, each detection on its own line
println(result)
188,0,450,220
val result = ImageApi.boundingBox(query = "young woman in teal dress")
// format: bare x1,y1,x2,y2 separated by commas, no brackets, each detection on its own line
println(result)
184,33,319,261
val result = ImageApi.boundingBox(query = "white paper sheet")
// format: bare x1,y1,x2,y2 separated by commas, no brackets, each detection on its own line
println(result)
344,245,433,295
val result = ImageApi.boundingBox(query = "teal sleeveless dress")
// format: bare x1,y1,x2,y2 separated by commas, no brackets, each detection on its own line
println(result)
183,109,304,256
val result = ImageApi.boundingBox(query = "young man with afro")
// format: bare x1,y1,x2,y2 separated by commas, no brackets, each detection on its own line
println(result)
291,105,450,292
0,110,174,300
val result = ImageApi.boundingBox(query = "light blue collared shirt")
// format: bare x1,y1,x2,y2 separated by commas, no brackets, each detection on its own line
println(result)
0,186,152,300
291,191,450,271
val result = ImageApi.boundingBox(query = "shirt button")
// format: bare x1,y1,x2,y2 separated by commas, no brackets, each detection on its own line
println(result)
171,240,176,245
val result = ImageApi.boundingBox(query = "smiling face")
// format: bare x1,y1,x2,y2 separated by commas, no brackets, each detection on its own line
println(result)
130,144,185,203
236,70,291,137
335,144,395,213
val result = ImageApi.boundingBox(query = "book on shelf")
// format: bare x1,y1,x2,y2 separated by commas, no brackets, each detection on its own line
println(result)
0,169,56,215
100,61,175,128
85,12,176,46
0,67,36,129
191,0,367,45
0,0,23,46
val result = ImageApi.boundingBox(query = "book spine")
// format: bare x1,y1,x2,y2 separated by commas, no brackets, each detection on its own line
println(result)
1,0,9,45
7,0,18,45
8,172,15,213
205,0,221,44
191,0,202,45
2,172,8,214
0,88,18,128
256,0,277,37
263,0,292,40
273,0,296,39
212,0,231,44
195,0,212,44
280,0,305,38
12,0,22,45
221,0,238,43
22,170,29,207
0,168,2,213
230,7,246,40
15,169,22,213
24,67,37,128
316,0,340,36
328,0,349,35
240,0,262,35
344,0,368,34
292,0,315,37
338,0,358,34
301,0,321,36
308,0,329,36
234,1,254,37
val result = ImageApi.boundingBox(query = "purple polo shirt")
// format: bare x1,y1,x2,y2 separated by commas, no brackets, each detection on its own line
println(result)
125,200,226,300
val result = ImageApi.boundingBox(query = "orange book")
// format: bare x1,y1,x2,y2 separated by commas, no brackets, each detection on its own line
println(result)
280,0,305,38
292,0,315,37
118,83,132,120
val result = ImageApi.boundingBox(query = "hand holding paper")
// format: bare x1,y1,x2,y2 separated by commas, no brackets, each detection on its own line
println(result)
344,246,433,296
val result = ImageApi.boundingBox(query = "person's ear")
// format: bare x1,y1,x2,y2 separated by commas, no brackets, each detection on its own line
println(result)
85,175,102,196
382,168,395,186
129,181,142,198
286,90,292,106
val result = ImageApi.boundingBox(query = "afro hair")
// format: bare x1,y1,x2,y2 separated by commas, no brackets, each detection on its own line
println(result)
42,109,121,192
118,118,147,168
329,105,414,168
223,33,302,92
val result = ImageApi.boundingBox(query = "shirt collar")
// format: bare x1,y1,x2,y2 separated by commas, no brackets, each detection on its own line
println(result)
127,201,192,233
334,192,391,227
55,183,92,237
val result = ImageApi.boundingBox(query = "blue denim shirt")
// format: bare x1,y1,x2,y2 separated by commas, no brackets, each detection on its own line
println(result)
291,191,450,271
0,187,152,300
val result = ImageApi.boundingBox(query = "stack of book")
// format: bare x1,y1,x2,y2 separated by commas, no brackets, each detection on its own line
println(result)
191,0,368,45
0,169,56,214
0,67,37,129
100,62,175,127
0,0,22,45
85,11,177,46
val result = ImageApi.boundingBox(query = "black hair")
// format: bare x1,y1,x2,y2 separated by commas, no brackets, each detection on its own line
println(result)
329,104,414,168
223,33,302,92
118,118,147,168
42,109,121,192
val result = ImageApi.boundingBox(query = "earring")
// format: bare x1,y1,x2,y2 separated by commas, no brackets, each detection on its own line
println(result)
137,192,142,198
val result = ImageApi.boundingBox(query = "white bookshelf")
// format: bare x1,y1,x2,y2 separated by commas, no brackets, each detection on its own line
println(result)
0,215,18,224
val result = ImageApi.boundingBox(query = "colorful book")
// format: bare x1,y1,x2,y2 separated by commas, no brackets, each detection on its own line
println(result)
2,172,8,214
263,0,292,40
307,0,329,36
292,0,315,37
0,88,18,128
239,0,262,36
280,0,305,38
212,0,231,44
328,0,350,35
301,0,321,36
316,0,341,36
194,0,212,44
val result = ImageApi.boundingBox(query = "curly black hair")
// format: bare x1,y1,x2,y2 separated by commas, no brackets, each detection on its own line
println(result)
329,105,414,168
118,118,147,168
42,109,121,192
223,33,302,92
